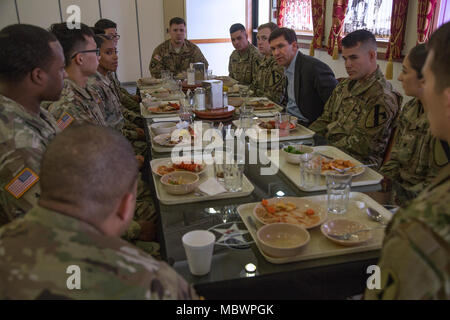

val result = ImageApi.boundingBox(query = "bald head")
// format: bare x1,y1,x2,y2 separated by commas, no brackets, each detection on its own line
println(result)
39,125,139,224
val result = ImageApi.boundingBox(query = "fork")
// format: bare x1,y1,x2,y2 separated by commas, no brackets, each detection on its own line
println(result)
326,226,385,240
330,164,376,173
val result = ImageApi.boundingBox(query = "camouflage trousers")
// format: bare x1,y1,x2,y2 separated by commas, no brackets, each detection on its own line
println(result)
123,175,160,258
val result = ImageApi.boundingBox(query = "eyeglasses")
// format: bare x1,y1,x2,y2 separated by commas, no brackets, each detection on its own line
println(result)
111,34,120,40
71,48,100,59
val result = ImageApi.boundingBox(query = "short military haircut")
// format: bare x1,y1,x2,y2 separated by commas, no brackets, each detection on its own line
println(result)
427,21,450,92
258,22,278,32
230,23,246,34
49,22,94,67
40,125,139,220
269,27,297,44
342,29,377,51
0,24,58,83
94,18,117,30
408,44,427,79
91,27,112,48
170,17,186,26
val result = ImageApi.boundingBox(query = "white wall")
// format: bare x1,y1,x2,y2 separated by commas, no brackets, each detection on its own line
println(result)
0,0,164,83
0,0,19,28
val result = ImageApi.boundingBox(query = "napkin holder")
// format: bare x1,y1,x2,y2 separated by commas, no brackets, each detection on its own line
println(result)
203,80,223,110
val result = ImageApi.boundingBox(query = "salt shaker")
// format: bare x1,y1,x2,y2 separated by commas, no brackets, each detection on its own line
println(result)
194,87,205,110
223,91,228,107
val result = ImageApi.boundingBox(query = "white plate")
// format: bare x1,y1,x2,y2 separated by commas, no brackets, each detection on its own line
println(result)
253,197,327,229
150,158,208,177
321,218,373,246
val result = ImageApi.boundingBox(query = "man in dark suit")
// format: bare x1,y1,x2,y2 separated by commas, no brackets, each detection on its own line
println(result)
269,27,337,125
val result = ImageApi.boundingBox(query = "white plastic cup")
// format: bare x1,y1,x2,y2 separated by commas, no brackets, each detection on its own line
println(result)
182,230,215,276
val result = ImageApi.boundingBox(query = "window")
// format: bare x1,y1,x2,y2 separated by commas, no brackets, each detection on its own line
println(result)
436,0,450,29
343,0,393,41
280,0,313,34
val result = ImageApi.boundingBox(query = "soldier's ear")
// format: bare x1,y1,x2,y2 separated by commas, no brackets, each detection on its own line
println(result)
30,67,47,86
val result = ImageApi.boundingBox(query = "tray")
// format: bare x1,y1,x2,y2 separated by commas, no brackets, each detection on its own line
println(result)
237,192,392,264
151,159,254,205
266,146,383,192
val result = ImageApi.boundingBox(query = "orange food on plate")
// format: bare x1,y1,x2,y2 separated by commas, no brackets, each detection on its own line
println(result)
156,165,176,175
321,159,355,172
257,199,320,227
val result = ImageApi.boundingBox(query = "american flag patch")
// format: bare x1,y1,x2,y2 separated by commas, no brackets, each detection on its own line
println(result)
5,168,39,199
57,112,74,130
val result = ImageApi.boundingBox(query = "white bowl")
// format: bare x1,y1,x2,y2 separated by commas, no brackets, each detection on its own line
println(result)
281,145,314,164
321,218,373,246
150,122,177,135
160,171,200,195
257,223,310,258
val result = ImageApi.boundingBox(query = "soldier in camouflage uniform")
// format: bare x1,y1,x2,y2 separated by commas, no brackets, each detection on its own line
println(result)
47,23,107,128
0,24,65,226
382,98,448,206
149,17,208,79
88,34,146,154
309,30,401,169
381,44,448,207
365,22,450,300
250,22,286,104
48,78,107,127
94,18,143,115
228,23,262,86
48,23,157,255
0,125,198,299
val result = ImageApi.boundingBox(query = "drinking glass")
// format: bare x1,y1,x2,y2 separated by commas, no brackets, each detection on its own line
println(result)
326,172,352,214
223,154,245,192
275,113,291,137
299,153,322,189
239,105,254,129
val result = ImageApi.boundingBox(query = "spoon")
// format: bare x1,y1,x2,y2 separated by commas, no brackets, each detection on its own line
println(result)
327,226,386,241
366,207,387,225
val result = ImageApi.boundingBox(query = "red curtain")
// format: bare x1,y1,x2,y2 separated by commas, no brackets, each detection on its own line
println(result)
385,0,409,60
327,0,349,56
417,0,438,43
277,0,286,27
311,0,326,49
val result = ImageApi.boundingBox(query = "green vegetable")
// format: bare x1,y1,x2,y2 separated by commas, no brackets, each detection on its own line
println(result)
283,146,304,154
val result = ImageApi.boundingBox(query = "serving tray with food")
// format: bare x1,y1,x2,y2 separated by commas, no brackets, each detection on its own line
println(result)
238,193,392,264
266,146,383,192
150,158,254,205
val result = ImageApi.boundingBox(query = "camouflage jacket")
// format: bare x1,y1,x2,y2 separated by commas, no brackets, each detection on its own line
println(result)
250,55,286,104
48,78,107,128
309,67,402,168
228,42,262,85
88,72,124,131
381,98,448,206
365,163,450,300
0,205,199,300
107,72,141,114
149,39,209,79
87,73,140,140
0,95,59,226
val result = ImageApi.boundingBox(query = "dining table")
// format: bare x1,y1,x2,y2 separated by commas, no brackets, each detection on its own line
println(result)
139,78,388,300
